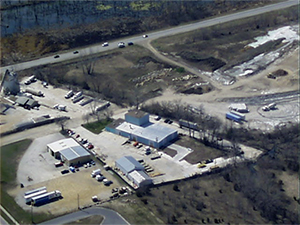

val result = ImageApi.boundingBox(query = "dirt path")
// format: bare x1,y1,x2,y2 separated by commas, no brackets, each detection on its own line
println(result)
142,40,299,105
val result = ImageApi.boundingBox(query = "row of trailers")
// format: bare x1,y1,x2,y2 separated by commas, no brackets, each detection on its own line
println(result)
179,110,246,131
24,186,61,206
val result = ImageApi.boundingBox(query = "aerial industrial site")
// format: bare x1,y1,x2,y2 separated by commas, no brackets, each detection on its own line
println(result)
0,1,299,224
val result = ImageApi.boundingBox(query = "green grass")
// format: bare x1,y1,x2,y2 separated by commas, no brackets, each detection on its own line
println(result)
1,139,32,186
82,119,113,134
0,139,52,224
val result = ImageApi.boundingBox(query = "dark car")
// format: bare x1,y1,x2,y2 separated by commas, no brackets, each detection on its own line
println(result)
164,119,170,123
54,55,60,58
61,169,69,174
128,42,134,46
167,120,173,124
205,159,213,164
73,50,79,54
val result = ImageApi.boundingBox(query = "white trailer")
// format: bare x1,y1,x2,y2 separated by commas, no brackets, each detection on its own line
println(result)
65,90,74,99
71,91,82,100
24,190,47,204
230,111,245,120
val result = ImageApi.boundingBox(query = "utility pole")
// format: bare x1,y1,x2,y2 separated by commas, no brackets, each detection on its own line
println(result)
77,193,80,210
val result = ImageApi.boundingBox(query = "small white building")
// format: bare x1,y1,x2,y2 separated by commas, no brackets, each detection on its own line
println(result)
128,170,152,188
229,103,249,113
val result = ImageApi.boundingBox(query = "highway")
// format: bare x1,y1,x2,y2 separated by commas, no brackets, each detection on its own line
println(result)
0,0,297,74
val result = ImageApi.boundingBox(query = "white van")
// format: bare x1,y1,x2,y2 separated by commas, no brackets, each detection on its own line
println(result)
91,169,101,177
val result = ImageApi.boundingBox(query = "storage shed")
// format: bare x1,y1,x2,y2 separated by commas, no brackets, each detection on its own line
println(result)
47,138,91,166
115,156,144,175
128,170,152,188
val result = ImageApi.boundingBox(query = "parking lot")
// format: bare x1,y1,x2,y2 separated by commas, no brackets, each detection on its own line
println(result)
9,132,129,215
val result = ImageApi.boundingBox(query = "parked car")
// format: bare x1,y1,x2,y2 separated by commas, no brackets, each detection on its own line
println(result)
87,144,94,149
54,55,60,58
73,50,79,54
128,42,134,46
103,179,113,186
102,42,109,47
154,115,161,121
55,162,63,167
69,166,75,172
61,169,69,174
142,34,148,38
164,119,170,123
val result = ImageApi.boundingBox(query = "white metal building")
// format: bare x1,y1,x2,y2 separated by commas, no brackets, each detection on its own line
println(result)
128,170,152,188
47,138,91,166
115,156,144,176
106,110,178,149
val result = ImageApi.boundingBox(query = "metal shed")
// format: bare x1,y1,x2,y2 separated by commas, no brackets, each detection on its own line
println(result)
115,156,144,175
128,170,152,188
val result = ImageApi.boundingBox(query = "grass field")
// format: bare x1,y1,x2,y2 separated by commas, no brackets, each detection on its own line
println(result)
0,139,53,224
82,119,113,134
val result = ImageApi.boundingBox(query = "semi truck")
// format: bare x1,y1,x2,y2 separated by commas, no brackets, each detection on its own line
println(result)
226,112,242,123
25,190,48,204
25,88,44,97
179,119,199,130
53,104,66,111
31,190,61,206
262,102,277,111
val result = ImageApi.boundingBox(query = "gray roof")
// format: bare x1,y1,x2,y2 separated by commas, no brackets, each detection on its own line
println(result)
15,96,29,105
116,156,144,173
60,145,90,161
126,110,148,119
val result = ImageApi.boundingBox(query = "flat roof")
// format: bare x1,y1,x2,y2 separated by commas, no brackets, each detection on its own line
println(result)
126,110,148,119
47,138,83,153
128,170,152,184
60,145,90,161
116,122,177,143
15,96,29,105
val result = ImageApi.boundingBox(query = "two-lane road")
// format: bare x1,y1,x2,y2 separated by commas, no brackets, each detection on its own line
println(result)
0,0,297,74
39,207,129,225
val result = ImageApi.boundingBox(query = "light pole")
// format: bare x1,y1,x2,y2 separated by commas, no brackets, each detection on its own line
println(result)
31,203,34,224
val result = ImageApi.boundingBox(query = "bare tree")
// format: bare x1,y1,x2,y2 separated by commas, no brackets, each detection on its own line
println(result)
55,117,69,131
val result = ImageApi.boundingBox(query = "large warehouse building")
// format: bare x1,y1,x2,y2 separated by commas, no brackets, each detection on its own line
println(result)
47,138,91,166
115,156,152,188
106,110,178,148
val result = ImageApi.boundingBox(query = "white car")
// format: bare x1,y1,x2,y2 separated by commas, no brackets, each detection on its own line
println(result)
142,34,148,38
118,42,125,48
102,42,109,47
